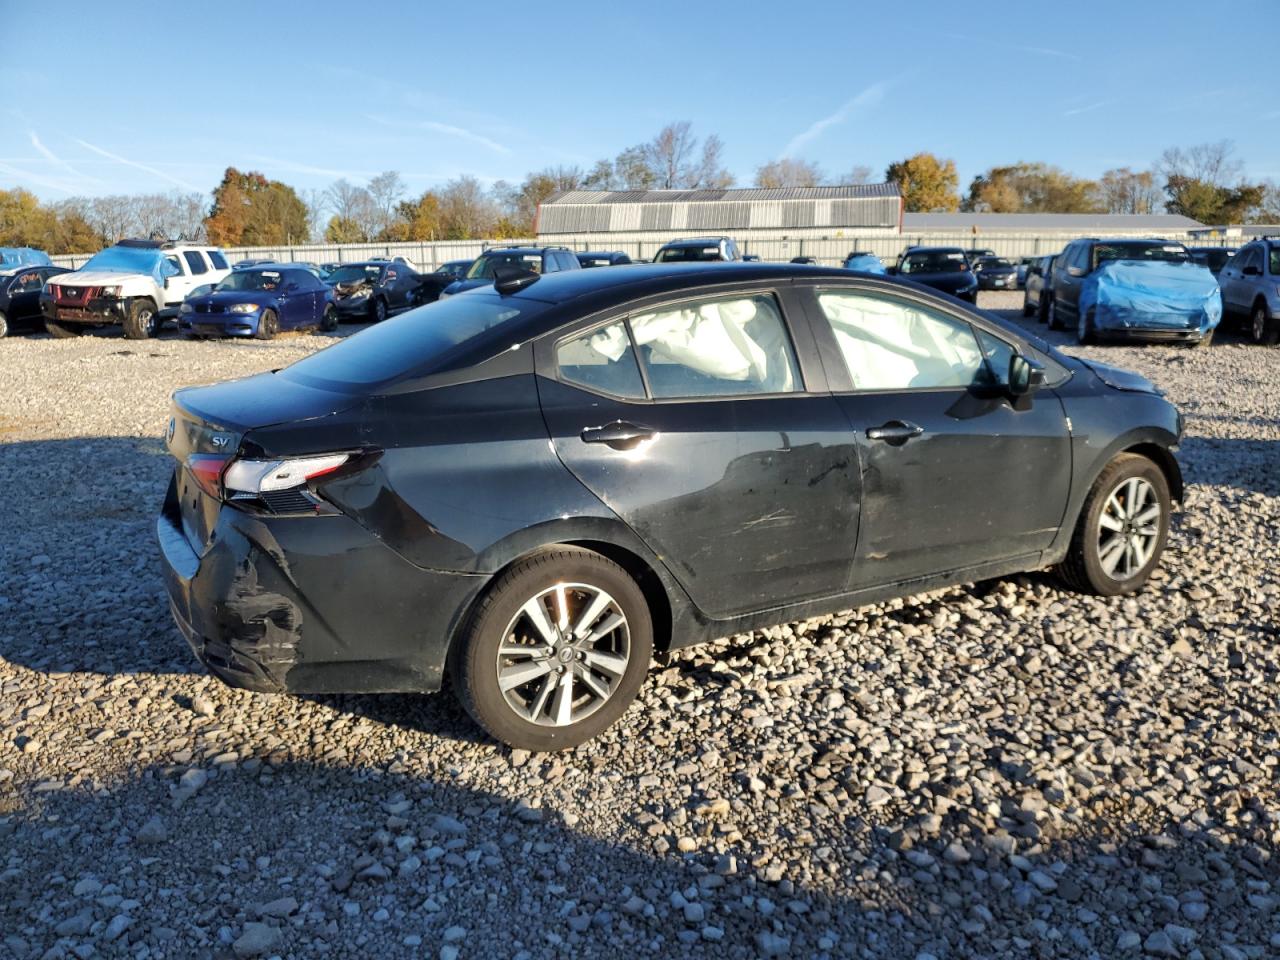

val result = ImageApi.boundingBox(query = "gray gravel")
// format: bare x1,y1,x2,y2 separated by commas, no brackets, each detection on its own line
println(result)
1,299,1278,959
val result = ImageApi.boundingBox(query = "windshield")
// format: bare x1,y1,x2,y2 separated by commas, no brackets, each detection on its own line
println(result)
466,253,543,280
215,270,287,292
279,294,551,390
80,245,178,281
979,258,1014,269
900,251,967,274
1092,242,1189,269
654,245,722,263
327,264,383,285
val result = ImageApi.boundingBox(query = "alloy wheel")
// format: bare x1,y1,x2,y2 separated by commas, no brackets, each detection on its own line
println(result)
1253,306,1266,343
1097,477,1161,581
496,582,630,727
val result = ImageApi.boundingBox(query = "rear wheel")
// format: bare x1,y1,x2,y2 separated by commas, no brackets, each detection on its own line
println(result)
449,546,653,751
1057,454,1170,596
122,299,158,340
0,311,8,339
255,309,279,340
372,297,387,323
1046,297,1060,330
1251,302,1279,345
45,318,81,339
1077,307,1096,345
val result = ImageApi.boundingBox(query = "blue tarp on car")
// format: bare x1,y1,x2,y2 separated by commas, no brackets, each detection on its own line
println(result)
0,247,52,272
1080,260,1222,335
843,254,886,275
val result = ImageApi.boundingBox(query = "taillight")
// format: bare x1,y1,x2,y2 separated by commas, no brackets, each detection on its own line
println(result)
223,454,350,497
187,454,230,499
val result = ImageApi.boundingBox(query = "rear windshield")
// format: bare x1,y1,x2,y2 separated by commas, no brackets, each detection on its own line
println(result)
1092,242,1189,268
468,253,543,279
278,294,550,391
900,250,967,274
980,258,1014,269
654,245,722,262
1192,249,1233,272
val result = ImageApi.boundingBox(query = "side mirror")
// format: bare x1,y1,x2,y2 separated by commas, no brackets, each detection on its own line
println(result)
1066,266,1087,278
1008,354,1047,397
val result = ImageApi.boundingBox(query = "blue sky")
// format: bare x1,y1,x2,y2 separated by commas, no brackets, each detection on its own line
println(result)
2,0,1276,201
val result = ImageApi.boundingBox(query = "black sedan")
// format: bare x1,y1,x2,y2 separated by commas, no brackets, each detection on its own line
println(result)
327,261,426,322
891,247,979,302
158,263,1183,750
0,265,68,337
974,256,1019,290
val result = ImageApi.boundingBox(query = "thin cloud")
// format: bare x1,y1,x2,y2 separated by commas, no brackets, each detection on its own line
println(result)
30,132,97,184
782,82,889,158
251,155,376,180
365,114,511,155
0,161,83,195
74,139,200,192
943,33,1080,61
1064,100,1111,117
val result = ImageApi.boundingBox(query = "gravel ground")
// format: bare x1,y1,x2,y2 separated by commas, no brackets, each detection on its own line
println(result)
1,295,1277,960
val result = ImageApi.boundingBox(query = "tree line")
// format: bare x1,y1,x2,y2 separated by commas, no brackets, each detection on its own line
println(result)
1,125,1276,255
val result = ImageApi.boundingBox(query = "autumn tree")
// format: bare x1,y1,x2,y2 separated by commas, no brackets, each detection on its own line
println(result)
0,188,100,254
885,153,960,212
755,158,823,189
1098,168,1161,214
205,168,308,246
367,171,406,239
390,191,443,241
965,163,1100,214
1158,141,1265,224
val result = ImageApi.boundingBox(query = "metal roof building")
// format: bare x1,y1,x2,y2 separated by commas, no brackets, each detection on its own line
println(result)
536,184,902,261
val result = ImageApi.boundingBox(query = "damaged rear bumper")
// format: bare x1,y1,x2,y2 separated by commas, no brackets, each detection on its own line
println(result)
157,475,486,695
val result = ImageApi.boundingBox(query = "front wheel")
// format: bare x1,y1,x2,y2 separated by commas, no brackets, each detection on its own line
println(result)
320,304,338,332
1077,307,1096,345
1021,298,1034,318
1057,454,1171,596
372,298,387,323
0,311,8,339
1251,303,1279,345
449,546,653,751
122,300,158,340
255,309,279,340
1046,297,1060,330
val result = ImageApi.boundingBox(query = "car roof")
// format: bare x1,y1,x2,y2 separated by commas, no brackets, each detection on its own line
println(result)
659,237,728,247
904,246,966,254
330,261,388,268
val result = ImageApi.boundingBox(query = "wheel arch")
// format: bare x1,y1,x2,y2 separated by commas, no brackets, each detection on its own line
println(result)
1123,441,1184,503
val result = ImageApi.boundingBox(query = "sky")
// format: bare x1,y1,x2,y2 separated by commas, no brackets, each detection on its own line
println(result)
2,0,1276,203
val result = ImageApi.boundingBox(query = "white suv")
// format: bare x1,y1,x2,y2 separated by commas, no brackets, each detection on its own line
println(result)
42,239,231,339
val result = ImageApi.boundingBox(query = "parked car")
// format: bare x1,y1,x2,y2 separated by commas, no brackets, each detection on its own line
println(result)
0,265,68,338
741,254,761,262
790,256,818,265
1022,255,1056,320
1217,238,1280,344
1046,238,1220,345
319,262,342,281
369,255,418,270
441,246,580,299
890,246,979,302
328,261,426,322
1188,246,1238,277
40,240,231,339
0,247,53,273
652,237,741,263
233,258,276,272
965,247,996,267
1015,256,1040,288
178,266,336,339
577,251,633,268
974,256,1019,291
843,251,886,275
434,259,473,281
158,262,1182,750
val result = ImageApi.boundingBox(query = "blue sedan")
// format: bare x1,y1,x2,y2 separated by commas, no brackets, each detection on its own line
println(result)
179,266,336,339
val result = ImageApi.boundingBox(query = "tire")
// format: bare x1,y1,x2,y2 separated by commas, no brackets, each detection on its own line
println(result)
1021,298,1034,318
255,309,279,340
1251,302,1279,345
320,304,338,332
0,311,7,339
372,297,387,323
45,318,81,339
1037,296,1049,324
1077,306,1096,345
122,299,158,340
1192,329,1214,349
1057,453,1170,597
1046,297,1060,330
449,546,653,751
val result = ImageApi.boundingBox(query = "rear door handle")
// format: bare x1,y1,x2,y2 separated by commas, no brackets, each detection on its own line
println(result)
580,421,656,450
865,420,924,444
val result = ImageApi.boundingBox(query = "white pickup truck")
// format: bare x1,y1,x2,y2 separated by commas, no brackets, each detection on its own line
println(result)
42,239,231,339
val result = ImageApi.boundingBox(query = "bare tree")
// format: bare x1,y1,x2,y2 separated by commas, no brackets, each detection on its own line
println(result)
1158,140,1243,188
634,123,734,190
839,165,874,185
367,171,406,239
690,134,734,189
755,158,824,189
301,188,327,243
325,179,364,222
1098,168,1160,214
438,175,497,239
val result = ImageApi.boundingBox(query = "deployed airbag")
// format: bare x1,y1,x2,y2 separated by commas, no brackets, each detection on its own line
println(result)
1081,260,1222,334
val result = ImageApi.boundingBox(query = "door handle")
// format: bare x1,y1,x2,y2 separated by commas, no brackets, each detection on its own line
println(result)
865,420,924,444
580,421,656,450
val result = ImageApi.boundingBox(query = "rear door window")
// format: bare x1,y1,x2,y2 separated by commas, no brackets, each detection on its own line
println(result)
183,250,209,275
207,250,229,270
556,321,646,399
